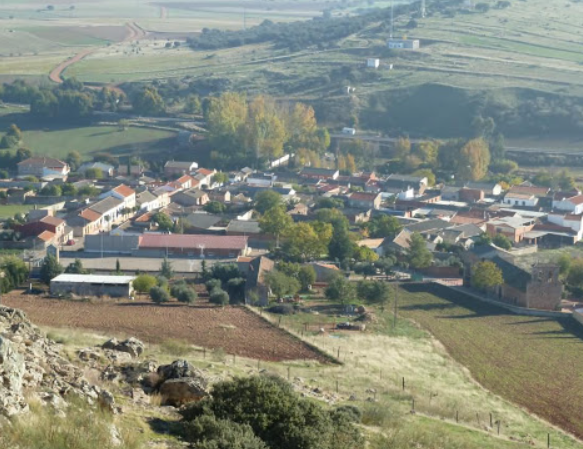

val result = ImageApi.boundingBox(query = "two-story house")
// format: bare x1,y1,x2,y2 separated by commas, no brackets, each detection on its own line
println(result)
17,157,70,179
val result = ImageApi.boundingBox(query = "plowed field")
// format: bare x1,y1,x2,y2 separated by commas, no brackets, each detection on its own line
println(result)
399,283,583,440
2,293,328,363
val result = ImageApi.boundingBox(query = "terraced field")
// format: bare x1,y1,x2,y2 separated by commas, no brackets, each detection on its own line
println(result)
399,283,583,440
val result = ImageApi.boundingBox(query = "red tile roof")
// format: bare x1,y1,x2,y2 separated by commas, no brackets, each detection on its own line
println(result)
37,230,55,242
508,185,549,197
197,168,214,176
17,157,67,168
349,192,379,201
567,195,583,205
40,216,64,226
113,184,135,198
176,175,194,185
139,234,248,250
79,209,101,222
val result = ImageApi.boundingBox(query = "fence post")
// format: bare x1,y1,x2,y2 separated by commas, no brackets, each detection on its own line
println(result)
411,398,415,411
489,413,493,428
456,410,459,423
336,379,339,393
203,348,206,359
402,377,405,391
497,421,500,435
287,366,290,380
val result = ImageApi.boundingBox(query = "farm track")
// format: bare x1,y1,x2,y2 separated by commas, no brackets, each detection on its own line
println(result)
48,21,146,86
2,293,329,363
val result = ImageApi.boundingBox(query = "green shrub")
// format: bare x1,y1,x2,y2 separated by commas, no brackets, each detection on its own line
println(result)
150,286,170,303
210,288,229,306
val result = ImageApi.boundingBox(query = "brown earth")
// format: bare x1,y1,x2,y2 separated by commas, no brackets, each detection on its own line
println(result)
2,293,329,363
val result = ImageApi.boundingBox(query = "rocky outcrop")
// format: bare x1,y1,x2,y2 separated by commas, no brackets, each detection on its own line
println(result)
102,337,145,358
0,306,117,417
159,377,208,406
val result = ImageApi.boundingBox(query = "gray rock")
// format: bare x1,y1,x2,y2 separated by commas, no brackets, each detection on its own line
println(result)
102,338,144,358
159,377,208,406
0,335,26,416
157,360,197,381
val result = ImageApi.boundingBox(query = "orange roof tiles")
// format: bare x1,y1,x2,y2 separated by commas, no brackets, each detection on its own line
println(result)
113,184,135,198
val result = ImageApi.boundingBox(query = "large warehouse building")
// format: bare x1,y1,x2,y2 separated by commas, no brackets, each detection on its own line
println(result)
50,274,136,298
138,234,249,258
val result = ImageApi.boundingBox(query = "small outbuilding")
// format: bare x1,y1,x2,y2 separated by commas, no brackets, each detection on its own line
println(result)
50,274,136,298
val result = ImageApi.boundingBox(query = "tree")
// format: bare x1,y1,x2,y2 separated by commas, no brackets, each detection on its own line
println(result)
65,259,89,274
364,215,402,239
174,284,197,304
254,190,282,214
558,253,572,277
264,271,300,300
204,201,227,214
61,183,77,196
181,414,268,449
133,274,157,295
212,172,229,185
456,138,490,182
210,288,230,307
558,170,576,191
160,257,174,279
298,265,316,291
407,232,432,269
325,274,355,305
283,222,330,261
412,168,436,187
39,184,62,197
115,258,122,274
180,375,363,449
65,151,82,171
226,277,246,304
472,261,504,291
244,95,287,159
357,280,391,305
352,245,379,263
415,141,439,167
154,212,174,232
1,256,29,293
85,168,103,179
150,285,170,303
184,94,202,114
39,255,63,285
394,137,411,159
328,225,353,261
259,206,293,247
493,234,512,250
0,124,22,148
132,85,165,115
567,259,583,287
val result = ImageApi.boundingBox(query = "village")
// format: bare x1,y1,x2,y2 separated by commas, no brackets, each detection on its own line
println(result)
1,147,582,316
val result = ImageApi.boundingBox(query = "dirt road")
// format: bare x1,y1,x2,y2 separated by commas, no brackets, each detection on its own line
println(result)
48,22,147,84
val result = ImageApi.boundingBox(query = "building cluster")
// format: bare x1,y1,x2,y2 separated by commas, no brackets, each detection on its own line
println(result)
1,154,580,310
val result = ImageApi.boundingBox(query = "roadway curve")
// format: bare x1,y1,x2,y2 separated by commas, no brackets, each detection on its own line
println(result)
48,22,146,85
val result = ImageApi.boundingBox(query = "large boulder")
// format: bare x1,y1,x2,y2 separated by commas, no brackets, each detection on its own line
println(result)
102,337,144,358
157,360,197,381
159,377,208,406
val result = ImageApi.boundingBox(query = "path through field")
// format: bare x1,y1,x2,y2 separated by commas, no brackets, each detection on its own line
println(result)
3,293,328,363
48,22,147,85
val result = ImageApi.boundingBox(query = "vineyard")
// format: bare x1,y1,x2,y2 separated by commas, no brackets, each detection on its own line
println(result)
2,293,329,363
399,283,583,440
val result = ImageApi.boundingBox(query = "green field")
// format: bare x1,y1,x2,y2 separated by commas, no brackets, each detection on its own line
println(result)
0,125,177,160
399,283,583,442
0,205,32,219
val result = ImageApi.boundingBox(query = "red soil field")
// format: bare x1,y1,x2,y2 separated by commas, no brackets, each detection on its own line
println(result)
2,293,328,363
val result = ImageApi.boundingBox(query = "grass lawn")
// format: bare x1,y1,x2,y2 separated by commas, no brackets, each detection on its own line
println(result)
398,283,583,442
3,125,177,160
0,205,32,219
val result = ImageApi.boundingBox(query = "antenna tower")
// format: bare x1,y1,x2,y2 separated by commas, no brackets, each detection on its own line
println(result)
421,0,426,18
390,1,394,39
